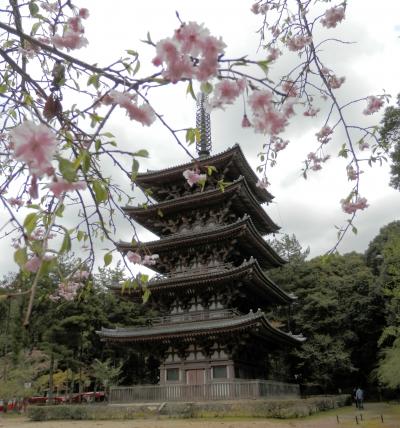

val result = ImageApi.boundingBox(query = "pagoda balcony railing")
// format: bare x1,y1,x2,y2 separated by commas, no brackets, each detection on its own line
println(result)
150,308,242,326
109,379,300,403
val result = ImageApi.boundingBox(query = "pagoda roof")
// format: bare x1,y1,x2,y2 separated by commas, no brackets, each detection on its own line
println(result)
118,216,286,272
124,177,279,236
111,258,295,305
97,309,305,345
135,145,273,204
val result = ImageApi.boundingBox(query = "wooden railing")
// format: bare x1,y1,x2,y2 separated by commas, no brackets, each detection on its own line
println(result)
109,379,300,403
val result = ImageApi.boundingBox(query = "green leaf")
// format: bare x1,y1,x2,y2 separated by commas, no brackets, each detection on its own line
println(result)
29,1,39,16
186,81,196,101
95,139,102,152
352,226,358,235
14,247,28,268
31,21,41,36
142,288,151,303
132,149,149,158
92,181,108,203
60,230,71,254
200,81,213,95
157,209,164,218
81,150,91,173
0,84,7,94
131,158,140,181
59,158,77,182
24,212,38,234
257,60,269,74
126,49,138,56
87,73,100,89
55,204,65,218
104,252,113,266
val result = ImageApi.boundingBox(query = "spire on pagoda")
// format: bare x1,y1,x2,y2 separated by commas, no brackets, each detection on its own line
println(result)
196,92,212,159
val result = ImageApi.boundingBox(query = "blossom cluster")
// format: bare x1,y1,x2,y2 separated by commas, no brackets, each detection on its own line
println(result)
152,22,226,83
209,79,246,110
256,177,270,189
51,8,89,51
183,169,207,187
127,251,159,266
363,96,384,115
49,271,89,302
307,152,330,171
271,136,289,152
346,165,362,181
101,90,156,126
321,6,346,29
341,196,369,214
248,90,294,135
316,125,333,144
10,121,57,177
286,35,312,52
49,179,86,198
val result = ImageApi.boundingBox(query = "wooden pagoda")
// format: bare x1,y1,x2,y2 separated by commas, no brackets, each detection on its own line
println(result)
98,99,304,396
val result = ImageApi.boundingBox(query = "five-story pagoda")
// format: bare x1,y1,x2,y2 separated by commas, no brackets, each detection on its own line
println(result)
98,98,304,389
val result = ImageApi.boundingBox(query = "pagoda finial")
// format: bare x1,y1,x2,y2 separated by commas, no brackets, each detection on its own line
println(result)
196,92,212,158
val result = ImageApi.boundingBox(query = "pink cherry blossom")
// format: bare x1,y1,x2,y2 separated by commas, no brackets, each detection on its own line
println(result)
286,35,312,51
124,103,156,127
79,8,90,19
256,177,270,189
341,196,369,214
73,270,90,280
241,114,252,128
363,96,384,115
50,281,83,301
251,3,260,14
51,29,88,51
25,256,41,273
346,165,361,181
316,125,333,144
327,74,345,89
304,107,320,117
7,197,24,207
209,79,246,109
49,180,86,197
321,6,345,28
266,47,281,62
153,22,226,83
183,169,207,187
127,251,142,264
359,141,370,150
271,136,289,152
41,2,58,13
10,121,57,177
68,16,84,34
143,254,159,266
307,152,330,171
282,80,298,97
248,90,293,136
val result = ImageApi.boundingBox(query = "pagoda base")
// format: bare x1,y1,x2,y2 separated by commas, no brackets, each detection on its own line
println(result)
109,379,300,403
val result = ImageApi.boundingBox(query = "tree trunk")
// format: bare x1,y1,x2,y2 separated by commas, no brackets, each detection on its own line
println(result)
48,352,54,405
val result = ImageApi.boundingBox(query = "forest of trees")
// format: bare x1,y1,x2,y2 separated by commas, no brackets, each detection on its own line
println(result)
0,221,399,406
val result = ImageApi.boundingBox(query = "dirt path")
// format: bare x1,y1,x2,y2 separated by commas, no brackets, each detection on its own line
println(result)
1,403,399,428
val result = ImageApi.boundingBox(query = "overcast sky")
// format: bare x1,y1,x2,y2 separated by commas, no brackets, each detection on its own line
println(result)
1,0,400,277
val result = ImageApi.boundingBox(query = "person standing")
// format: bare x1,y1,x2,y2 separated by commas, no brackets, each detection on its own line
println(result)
355,387,364,409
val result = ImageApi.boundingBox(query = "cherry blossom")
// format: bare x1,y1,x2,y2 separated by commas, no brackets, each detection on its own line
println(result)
143,254,159,266
153,22,226,83
359,141,370,151
286,35,312,52
241,114,252,128
271,136,289,152
49,180,86,197
7,197,24,207
346,165,361,181
363,96,384,115
248,90,293,135
316,125,333,144
307,152,330,171
282,80,298,97
51,12,89,51
101,90,155,126
209,79,246,109
327,74,345,89
341,197,369,214
10,121,57,177
79,8,90,19
183,169,207,187
49,281,83,302
127,251,142,264
304,107,320,117
256,177,270,189
321,6,346,29
266,47,281,62
24,256,41,273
